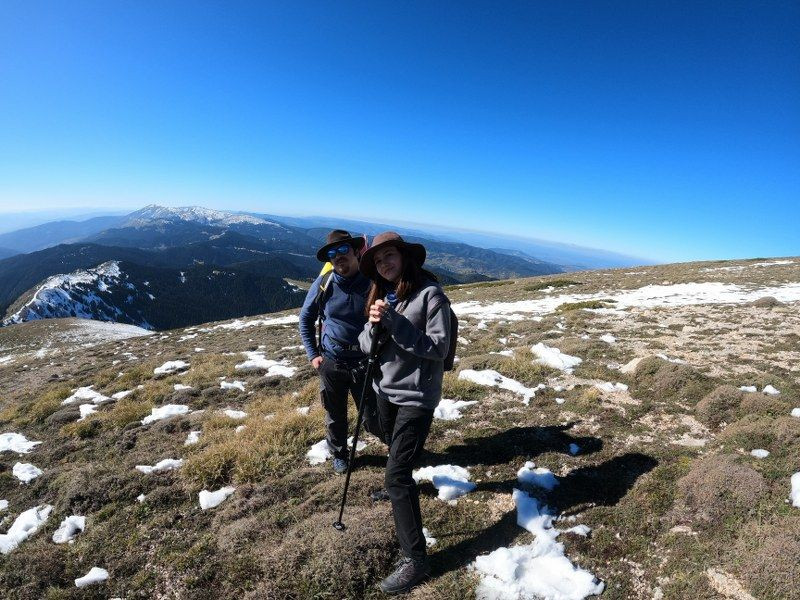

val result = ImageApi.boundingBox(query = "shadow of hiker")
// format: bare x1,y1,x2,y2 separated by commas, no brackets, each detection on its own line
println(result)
421,423,602,468
546,451,658,515
429,451,658,577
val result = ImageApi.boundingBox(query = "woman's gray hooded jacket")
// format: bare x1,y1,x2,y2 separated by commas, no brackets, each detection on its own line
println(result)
358,280,451,410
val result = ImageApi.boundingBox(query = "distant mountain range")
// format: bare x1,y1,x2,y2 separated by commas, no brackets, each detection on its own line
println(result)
0,205,568,330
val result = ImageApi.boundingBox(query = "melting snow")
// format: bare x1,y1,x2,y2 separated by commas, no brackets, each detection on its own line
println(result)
62,386,110,405
517,462,559,491
199,486,236,510
791,473,800,508
655,353,685,364
214,315,299,331
762,385,780,396
185,431,201,445
78,404,98,421
221,380,246,391
135,459,184,474
423,527,437,547
750,449,769,459
459,369,543,405
174,384,193,391
434,399,478,420
112,390,133,400
739,385,757,393
453,281,800,322
141,404,190,425
13,462,43,483
413,465,476,501
792,408,800,418
154,360,189,375
0,432,42,454
306,437,367,465
530,343,582,373
0,500,7,511
52,515,86,543
235,351,297,377
0,505,53,554
75,567,109,588
471,489,604,600
599,334,616,344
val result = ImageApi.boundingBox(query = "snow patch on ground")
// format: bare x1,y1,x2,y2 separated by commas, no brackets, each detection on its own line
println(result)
413,464,476,501
62,386,110,405
434,398,478,420
306,437,366,465
135,458,184,474
235,351,297,377
471,488,604,600
517,462,559,491
154,360,189,376
791,473,800,508
185,431,201,445
531,343,582,373
0,432,42,454
762,384,780,396
214,314,299,330
75,567,109,588
52,515,86,543
453,281,800,321
199,486,236,510
0,505,53,554
459,369,543,405
13,462,43,483
142,404,190,425
220,380,246,391
750,449,769,459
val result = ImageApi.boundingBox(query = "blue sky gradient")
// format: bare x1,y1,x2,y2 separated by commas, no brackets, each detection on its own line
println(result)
1,1,797,262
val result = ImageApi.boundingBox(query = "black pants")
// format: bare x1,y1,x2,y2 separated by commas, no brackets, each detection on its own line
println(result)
378,394,434,562
318,357,380,459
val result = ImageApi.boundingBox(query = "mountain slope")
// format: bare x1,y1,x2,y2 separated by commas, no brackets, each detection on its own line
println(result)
0,216,124,254
3,260,307,330
0,256,797,598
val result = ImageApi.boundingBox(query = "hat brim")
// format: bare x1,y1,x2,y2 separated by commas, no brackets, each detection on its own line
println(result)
316,236,366,262
359,239,426,280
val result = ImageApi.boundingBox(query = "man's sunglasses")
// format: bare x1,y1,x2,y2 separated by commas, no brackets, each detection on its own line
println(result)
326,244,352,260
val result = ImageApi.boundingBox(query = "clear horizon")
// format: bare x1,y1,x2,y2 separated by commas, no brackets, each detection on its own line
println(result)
1,2,798,263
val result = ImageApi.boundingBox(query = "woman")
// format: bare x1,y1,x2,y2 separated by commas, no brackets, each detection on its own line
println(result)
358,231,452,595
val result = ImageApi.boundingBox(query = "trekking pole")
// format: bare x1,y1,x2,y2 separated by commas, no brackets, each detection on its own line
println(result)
333,324,381,531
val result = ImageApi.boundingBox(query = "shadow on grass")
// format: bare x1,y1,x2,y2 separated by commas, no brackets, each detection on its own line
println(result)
430,451,658,577
421,423,602,468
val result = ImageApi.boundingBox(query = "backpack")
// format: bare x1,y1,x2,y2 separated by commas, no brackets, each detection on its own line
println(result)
430,292,459,372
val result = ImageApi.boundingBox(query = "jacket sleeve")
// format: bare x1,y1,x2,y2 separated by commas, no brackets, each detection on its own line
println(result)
381,294,451,361
299,276,323,361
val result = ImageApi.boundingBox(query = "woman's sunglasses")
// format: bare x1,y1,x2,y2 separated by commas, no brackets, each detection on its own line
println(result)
326,244,352,260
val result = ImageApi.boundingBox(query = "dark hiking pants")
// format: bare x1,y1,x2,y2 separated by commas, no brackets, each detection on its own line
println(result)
377,395,434,562
318,356,380,459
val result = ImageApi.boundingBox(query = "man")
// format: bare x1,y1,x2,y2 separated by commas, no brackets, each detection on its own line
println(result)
299,230,379,474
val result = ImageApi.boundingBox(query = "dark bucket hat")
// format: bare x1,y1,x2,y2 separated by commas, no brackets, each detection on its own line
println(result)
316,229,366,262
359,231,426,280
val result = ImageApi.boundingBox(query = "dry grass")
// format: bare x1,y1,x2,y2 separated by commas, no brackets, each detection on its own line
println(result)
671,454,766,528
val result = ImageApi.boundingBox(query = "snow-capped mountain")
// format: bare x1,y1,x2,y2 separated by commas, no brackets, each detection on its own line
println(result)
2,259,307,330
3,261,155,328
121,205,286,229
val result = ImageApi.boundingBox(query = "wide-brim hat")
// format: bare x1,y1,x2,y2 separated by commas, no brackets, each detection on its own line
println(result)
359,231,426,280
316,229,366,262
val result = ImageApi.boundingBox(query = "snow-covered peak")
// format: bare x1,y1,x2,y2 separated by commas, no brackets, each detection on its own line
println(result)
124,205,280,228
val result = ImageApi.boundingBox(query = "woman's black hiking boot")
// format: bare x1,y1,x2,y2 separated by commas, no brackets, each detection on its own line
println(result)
379,556,430,595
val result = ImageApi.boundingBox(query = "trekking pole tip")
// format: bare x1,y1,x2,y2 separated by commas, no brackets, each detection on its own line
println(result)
332,521,346,531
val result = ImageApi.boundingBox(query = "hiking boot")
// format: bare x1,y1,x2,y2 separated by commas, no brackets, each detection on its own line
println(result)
332,457,348,475
379,556,430,595
370,488,391,502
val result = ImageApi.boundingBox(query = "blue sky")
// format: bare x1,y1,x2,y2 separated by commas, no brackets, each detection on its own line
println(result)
0,1,797,262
